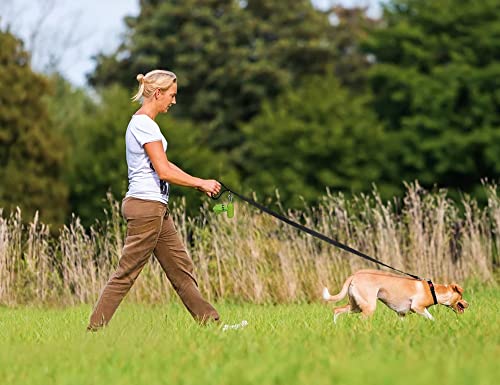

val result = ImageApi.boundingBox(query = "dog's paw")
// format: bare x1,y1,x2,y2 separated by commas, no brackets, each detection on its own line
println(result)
322,287,331,301
222,320,248,332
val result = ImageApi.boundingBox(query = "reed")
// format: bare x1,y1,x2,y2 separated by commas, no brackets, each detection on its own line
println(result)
0,183,497,306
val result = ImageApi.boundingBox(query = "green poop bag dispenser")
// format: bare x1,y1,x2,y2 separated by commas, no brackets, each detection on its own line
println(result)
213,193,234,218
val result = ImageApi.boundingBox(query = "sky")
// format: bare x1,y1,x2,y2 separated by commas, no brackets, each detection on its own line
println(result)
0,0,382,87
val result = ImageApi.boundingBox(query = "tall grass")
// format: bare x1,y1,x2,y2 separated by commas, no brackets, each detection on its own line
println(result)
0,182,498,306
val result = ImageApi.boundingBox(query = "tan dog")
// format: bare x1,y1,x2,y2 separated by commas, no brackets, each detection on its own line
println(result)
323,269,469,322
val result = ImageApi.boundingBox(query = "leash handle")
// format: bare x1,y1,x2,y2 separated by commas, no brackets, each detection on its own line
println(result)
211,181,231,200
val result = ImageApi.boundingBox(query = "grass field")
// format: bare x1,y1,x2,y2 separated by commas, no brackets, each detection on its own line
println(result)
1,286,498,385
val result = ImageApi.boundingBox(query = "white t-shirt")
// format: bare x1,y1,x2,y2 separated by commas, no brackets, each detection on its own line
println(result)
125,114,169,204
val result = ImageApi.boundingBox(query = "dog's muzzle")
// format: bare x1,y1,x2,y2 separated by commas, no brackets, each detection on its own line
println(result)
455,300,469,314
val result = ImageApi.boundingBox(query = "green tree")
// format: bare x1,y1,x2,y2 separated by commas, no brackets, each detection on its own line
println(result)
364,0,500,194
328,5,380,91
241,75,390,207
89,1,372,155
0,30,68,225
63,85,133,226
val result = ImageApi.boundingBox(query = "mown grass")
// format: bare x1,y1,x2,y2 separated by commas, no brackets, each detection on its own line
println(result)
0,286,498,385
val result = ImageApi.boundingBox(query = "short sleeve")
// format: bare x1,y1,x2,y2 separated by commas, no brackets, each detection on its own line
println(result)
130,118,163,147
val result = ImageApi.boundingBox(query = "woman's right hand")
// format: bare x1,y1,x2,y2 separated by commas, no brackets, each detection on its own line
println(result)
198,179,221,197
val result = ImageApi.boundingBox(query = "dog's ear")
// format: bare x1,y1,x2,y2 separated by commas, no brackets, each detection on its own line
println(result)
451,283,464,295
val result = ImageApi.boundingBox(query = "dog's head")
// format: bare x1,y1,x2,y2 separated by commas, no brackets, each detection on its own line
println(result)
446,283,469,314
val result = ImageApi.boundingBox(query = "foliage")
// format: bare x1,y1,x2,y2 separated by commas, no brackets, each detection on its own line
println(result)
328,5,380,91
2,0,500,226
241,75,392,206
363,0,500,195
89,0,373,156
45,82,134,226
0,30,68,225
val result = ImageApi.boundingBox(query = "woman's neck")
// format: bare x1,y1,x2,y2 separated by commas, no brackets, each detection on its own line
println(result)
135,105,158,120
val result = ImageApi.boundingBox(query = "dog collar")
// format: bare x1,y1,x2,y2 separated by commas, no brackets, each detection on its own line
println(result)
427,279,438,305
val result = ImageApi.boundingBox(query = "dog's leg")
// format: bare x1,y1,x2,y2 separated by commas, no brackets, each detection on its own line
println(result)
359,304,377,319
423,308,435,321
351,286,377,319
412,306,435,321
332,304,351,324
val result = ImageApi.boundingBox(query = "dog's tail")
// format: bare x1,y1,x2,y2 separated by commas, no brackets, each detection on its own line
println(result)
323,276,353,303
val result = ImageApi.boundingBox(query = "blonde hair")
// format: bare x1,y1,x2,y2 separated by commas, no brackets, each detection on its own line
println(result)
131,69,177,102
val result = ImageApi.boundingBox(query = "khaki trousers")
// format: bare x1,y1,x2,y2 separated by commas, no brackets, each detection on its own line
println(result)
88,197,219,330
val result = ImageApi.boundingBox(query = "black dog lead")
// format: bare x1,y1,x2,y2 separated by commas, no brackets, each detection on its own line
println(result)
212,181,438,303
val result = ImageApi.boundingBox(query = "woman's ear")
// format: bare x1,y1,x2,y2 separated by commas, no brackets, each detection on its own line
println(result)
451,283,464,295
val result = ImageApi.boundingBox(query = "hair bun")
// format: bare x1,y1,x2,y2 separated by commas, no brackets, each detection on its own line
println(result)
136,74,145,82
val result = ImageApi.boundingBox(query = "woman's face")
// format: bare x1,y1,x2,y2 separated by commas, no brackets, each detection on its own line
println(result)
157,82,177,113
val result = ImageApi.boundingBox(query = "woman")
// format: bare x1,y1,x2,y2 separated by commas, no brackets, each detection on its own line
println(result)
88,69,221,330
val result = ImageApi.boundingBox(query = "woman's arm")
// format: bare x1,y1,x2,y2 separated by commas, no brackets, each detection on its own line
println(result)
144,141,220,196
